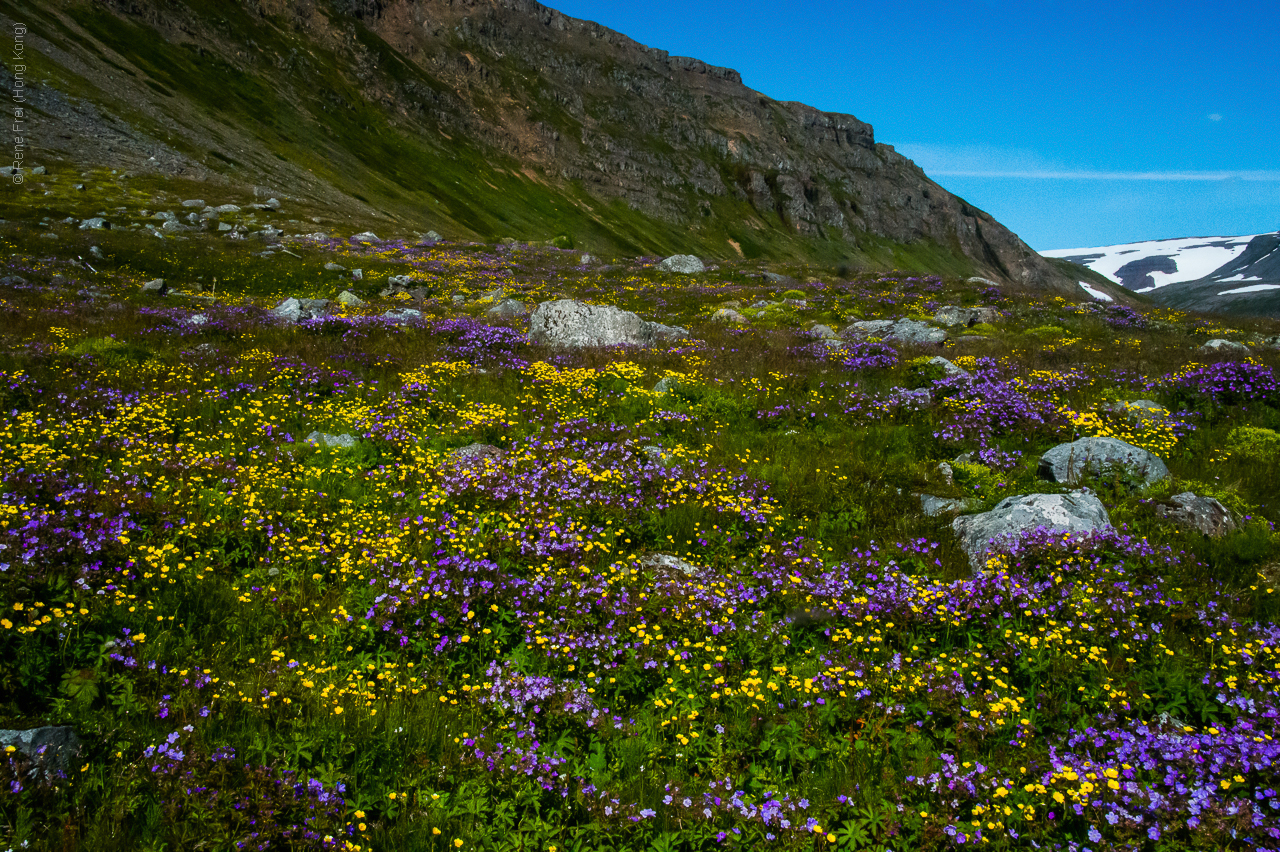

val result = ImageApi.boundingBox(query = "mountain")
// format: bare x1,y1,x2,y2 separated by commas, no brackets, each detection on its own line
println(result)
0,0,1090,294
1042,232,1280,317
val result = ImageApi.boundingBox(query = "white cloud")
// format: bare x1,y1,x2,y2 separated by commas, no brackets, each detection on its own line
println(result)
895,142,1279,181
1208,113,1223,121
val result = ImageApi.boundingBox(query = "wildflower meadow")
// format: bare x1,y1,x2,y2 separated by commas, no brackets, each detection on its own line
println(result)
1,203,1279,852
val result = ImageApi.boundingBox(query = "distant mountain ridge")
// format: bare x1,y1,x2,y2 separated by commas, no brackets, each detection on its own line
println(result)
0,0,1091,293
1042,232,1280,316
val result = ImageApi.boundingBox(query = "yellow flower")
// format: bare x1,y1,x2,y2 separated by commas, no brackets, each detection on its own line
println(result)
454,840,464,848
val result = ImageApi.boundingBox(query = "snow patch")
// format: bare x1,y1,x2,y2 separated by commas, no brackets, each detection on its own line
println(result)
1043,234,1266,289
1218,274,1262,282
1078,281,1113,301
1217,284,1280,295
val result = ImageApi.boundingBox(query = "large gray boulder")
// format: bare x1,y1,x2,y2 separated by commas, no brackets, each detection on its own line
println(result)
657,254,705,274
952,491,1112,569
529,300,687,347
271,297,329,323
1156,492,1237,537
934,306,1000,327
1038,437,1169,486
0,727,79,780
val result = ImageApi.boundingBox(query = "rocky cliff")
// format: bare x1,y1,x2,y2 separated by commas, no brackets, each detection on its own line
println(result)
3,0,1083,291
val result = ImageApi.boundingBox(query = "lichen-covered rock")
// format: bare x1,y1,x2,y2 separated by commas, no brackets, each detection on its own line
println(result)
337,290,364,307
886,319,948,345
1038,437,1169,486
809,324,839,339
926,356,969,377
0,726,80,780
952,491,1112,569
657,254,704,274
529,300,687,347
918,494,982,517
486,298,527,318
1156,492,1237,537
934,306,1000,327
639,553,698,575
713,308,746,324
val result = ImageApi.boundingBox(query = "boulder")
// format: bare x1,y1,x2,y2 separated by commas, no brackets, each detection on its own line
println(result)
486,298,527,318
451,443,503,463
0,726,80,780
305,431,356,449
1200,338,1248,354
351,231,378,242
161,219,186,232
918,494,982,517
712,308,747,324
271,297,329,324
529,299,687,347
967,277,1001,287
337,290,364,307
382,308,422,324
1156,492,1237,537
886,318,947,345
653,376,679,394
639,553,699,576
579,253,595,265
657,254,705,274
181,198,206,208
844,319,894,338
79,217,109,230
762,271,796,285
926,356,969,377
1038,436,1169,486
419,230,442,243
1104,399,1172,425
213,204,241,214
810,324,839,339
952,491,1113,569
140,278,167,295
934,306,1000,328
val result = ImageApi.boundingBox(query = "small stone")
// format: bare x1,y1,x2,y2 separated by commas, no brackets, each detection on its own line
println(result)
217,223,233,231
337,290,365,307
323,263,346,272
936,461,954,486
352,231,379,242
31,165,46,175
305,431,356,449
188,314,208,325
934,306,1000,327
918,494,982,517
213,204,241,214
712,308,746,324
351,269,363,281
450,443,503,463
140,278,167,295
181,199,205,207
809,324,839,339
422,230,442,243
579,253,595,264
79,217,109,230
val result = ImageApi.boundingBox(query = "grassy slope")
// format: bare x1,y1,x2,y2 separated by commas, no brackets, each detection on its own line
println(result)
4,0,986,277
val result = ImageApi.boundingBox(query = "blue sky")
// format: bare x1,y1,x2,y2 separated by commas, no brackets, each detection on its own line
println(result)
550,0,1280,250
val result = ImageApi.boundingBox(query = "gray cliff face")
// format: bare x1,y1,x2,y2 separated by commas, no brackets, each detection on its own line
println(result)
311,0,1073,289
23,0,1075,289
